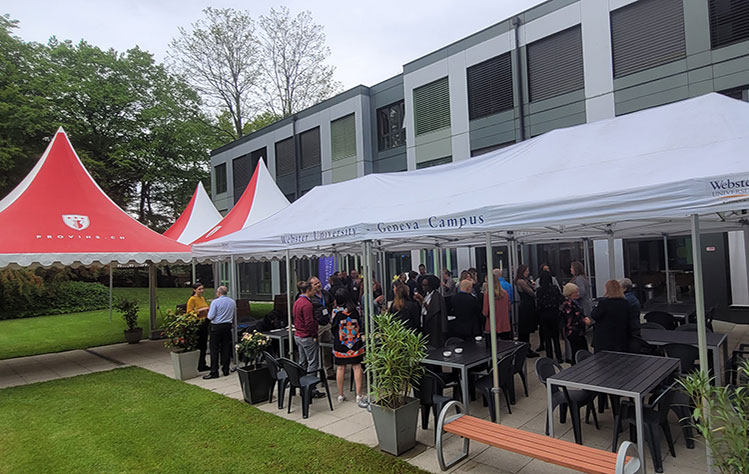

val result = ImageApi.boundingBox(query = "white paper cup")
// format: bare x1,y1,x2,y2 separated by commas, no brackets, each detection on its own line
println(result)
474,336,483,341
442,350,452,357
454,347,463,354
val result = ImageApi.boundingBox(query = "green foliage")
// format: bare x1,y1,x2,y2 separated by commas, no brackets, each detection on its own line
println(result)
0,367,427,473
114,297,140,330
162,310,202,353
235,330,270,368
364,312,427,409
2,269,109,319
679,361,749,473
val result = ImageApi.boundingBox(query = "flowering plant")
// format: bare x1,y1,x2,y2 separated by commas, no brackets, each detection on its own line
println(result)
236,331,270,369
162,309,202,353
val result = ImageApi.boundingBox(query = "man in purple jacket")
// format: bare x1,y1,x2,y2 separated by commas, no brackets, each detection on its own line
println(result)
292,281,325,395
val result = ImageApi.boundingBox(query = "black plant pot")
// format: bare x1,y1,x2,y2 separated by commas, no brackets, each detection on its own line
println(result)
236,365,273,404
124,328,143,344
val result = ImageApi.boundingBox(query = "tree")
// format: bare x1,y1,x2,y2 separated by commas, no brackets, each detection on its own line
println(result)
168,8,261,140
258,7,342,118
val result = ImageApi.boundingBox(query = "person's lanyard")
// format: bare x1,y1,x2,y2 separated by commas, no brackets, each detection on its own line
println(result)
320,292,325,307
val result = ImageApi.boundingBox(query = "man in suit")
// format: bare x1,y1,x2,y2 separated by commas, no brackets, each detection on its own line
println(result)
421,275,447,348
450,279,483,339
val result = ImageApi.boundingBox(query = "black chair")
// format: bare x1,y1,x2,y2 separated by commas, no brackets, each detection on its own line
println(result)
535,357,599,445
675,322,713,333
574,349,609,421
474,351,515,420
629,336,663,356
511,343,529,400
575,349,592,364
731,343,749,385
641,322,666,330
612,382,678,473
262,351,289,409
278,358,333,419
413,369,452,434
644,311,677,330
663,343,699,374
445,337,464,346
687,306,715,331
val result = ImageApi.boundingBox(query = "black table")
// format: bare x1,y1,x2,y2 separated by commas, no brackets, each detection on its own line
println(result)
261,328,293,358
641,301,696,321
421,338,521,415
641,328,728,385
546,351,680,474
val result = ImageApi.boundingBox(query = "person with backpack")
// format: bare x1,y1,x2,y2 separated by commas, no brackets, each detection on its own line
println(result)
330,288,365,406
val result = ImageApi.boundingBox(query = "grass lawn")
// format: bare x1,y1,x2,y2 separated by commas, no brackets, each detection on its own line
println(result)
0,367,425,474
0,288,273,360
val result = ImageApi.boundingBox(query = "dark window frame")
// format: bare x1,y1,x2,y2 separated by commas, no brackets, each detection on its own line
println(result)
214,163,227,194
467,52,514,120
709,0,749,49
299,127,321,169
377,100,406,151
275,137,296,176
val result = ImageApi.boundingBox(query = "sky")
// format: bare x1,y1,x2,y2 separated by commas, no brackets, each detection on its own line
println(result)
6,0,547,90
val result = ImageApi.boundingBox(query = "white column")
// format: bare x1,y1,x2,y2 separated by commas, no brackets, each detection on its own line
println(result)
411,250,422,269
580,0,615,123
663,235,672,303
230,255,239,367
608,234,616,281
285,250,294,358
271,261,281,296
191,259,196,285
457,247,471,273
485,233,501,423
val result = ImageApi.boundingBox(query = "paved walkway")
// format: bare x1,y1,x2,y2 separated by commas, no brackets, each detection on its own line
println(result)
2,321,747,473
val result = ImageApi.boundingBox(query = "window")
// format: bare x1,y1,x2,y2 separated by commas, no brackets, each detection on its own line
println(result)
214,163,227,194
611,0,685,78
331,114,356,161
300,127,321,169
284,192,296,202
414,77,451,136
232,154,251,204
275,137,295,176
467,53,514,120
527,26,584,102
377,101,406,151
709,0,749,49
416,156,452,169
471,141,514,157
719,85,749,101
250,147,267,169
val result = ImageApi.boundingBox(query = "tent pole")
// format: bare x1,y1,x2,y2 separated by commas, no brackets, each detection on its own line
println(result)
509,237,518,339
109,263,113,323
485,233,501,423
582,239,592,292
286,249,294,359
361,241,372,404
607,233,616,281
230,255,238,368
663,234,672,304
744,223,749,306
148,263,158,339
690,214,714,473
191,258,197,285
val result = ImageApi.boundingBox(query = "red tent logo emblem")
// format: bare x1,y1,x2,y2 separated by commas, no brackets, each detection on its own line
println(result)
62,214,90,231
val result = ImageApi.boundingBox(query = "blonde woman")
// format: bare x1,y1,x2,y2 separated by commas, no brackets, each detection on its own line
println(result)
483,274,512,340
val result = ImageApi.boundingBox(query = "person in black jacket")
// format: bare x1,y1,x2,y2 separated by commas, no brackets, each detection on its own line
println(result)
389,283,420,331
450,279,483,339
590,280,632,353
309,276,335,374
536,271,565,363
420,275,447,348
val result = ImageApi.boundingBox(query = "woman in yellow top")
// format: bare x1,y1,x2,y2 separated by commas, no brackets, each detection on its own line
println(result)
187,283,210,372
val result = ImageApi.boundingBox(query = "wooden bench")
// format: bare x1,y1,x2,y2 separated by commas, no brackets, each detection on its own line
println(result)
436,401,640,473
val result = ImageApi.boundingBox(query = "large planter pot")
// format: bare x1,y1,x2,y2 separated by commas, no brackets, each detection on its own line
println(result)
171,350,200,380
123,328,143,344
236,365,273,404
370,397,420,456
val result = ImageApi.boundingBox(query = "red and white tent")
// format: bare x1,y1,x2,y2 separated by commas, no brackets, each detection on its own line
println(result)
0,128,191,268
163,182,222,245
192,159,289,245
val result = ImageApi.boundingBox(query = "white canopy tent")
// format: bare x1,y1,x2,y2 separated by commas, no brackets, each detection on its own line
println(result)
163,181,223,245
193,93,749,260
194,94,748,469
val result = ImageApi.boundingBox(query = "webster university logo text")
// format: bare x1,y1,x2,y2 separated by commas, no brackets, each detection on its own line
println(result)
62,214,90,231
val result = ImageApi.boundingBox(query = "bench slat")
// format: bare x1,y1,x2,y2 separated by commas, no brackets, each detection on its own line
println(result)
446,417,617,467
444,416,618,474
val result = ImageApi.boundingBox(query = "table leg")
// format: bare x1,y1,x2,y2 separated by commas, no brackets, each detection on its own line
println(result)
547,382,554,438
281,339,286,360
635,396,646,474
722,340,729,386
461,367,470,415
711,347,723,386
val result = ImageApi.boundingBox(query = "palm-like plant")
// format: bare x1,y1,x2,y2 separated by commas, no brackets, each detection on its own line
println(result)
364,312,428,409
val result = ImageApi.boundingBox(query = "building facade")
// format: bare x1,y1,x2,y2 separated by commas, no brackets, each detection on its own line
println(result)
211,0,749,310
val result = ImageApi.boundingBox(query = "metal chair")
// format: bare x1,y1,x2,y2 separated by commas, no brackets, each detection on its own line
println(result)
644,311,677,330
413,369,452,436
613,382,678,473
262,351,289,409
511,342,529,400
575,349,592,364
535,357,599,445
474,351,515,420
663,343,699,374
278,358,333,419
640,322,666,330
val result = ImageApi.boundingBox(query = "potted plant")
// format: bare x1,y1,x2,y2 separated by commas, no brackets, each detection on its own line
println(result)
364,312,428,456
235,331,273,404
679,360,749,473
115,297,142,344
162,309,202,380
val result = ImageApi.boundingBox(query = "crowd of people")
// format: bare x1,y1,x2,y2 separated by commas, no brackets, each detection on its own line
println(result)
185,259,644,398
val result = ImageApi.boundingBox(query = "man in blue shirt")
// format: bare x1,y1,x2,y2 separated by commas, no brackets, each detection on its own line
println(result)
203,286,236,379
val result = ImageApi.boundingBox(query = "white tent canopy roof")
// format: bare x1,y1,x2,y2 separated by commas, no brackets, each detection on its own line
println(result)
192,93,749,261
163,182,223,245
